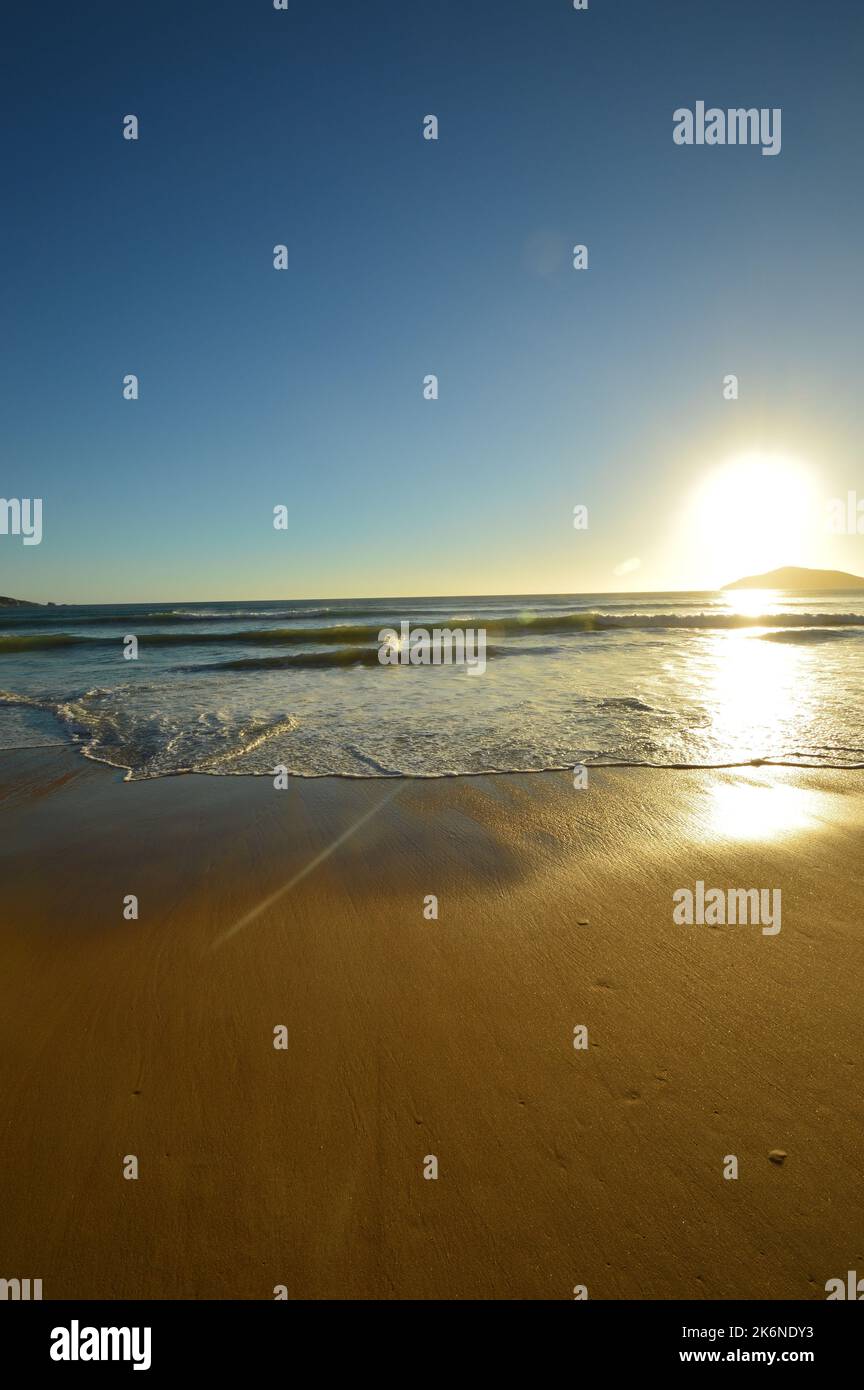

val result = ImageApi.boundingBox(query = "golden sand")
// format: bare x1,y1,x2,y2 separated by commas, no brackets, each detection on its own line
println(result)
1,749,862,1299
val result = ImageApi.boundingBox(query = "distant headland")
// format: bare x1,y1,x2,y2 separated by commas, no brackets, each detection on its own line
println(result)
0,595,55,607
724,566,864,591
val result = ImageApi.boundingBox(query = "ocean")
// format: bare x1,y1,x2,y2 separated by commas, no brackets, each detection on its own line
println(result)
1,591,862,779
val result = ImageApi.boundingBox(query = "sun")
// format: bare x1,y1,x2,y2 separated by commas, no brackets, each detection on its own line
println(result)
681,452,819,586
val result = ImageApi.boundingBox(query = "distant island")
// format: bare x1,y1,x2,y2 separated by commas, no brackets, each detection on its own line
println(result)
724,566,864,591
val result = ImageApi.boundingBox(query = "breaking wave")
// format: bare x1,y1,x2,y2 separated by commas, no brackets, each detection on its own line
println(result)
3,610,864,656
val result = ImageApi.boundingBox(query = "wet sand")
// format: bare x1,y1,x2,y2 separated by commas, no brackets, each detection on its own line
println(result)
1,748,863,1299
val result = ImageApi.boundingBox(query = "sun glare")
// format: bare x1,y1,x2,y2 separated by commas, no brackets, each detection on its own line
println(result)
724,587,778,617
682,452,818,585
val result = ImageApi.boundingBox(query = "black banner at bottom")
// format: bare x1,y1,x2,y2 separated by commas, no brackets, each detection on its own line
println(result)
1,1298,859,1374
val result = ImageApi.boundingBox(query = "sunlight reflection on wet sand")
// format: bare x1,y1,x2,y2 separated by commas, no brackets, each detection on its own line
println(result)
706,778,825,842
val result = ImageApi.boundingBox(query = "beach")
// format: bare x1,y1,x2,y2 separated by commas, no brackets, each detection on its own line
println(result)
1,749,862,1300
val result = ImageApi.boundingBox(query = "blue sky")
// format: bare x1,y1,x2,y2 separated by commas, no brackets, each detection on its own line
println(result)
2,0,863,602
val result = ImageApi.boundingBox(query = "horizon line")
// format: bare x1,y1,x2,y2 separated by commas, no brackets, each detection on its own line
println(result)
6,575,864,608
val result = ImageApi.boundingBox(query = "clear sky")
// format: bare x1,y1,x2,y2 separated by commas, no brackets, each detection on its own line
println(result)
2,0,863,603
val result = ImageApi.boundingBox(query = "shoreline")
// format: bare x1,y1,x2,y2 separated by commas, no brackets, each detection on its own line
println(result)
2,748,863,1299
4,739,864,780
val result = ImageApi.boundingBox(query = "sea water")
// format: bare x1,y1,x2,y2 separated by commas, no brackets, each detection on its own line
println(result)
0,591,862,779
